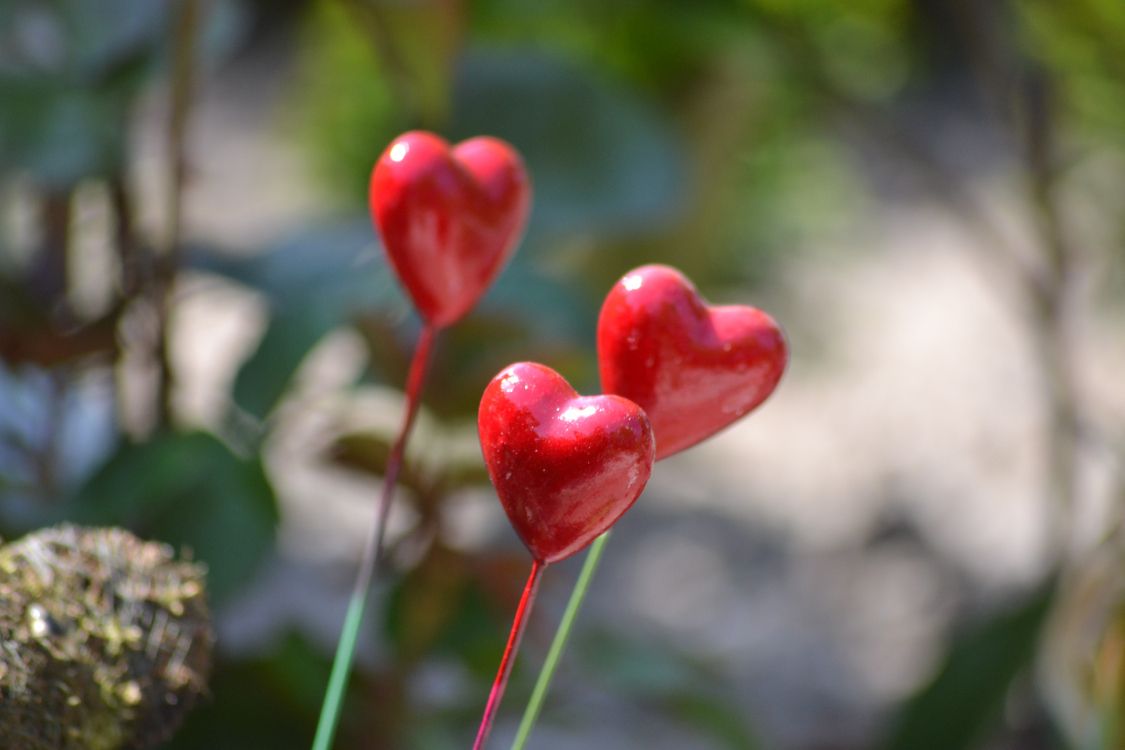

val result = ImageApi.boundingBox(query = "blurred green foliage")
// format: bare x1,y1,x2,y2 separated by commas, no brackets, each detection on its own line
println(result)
73,431,279,605
1018,0,1125,142
881,582,1056,750
0,1,166,186
1,0,1124,747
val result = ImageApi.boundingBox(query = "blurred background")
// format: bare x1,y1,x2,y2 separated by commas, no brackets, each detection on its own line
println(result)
1,0,1124,748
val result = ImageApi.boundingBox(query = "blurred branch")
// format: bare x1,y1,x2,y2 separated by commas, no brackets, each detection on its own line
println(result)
28,190,72,304
109,176,145,299
156,0,207,428
835,96,1042,294
109,176,143,432
946,0,1085,559
741,5,1045,303
1020,72,1081,529
749,2,1093,559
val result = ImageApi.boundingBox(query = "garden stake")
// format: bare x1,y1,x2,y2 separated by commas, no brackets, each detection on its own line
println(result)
473,560,545,750
313,131,530,750
511,530,609,750
312,324,435,750
474,362,656,749
511,265,788,748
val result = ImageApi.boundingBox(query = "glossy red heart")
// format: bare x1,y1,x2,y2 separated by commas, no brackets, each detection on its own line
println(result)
478,362,655,564
597,264,787,460
369,131,532,328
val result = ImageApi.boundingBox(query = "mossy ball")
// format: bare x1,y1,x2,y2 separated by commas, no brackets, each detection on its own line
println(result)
0,525,212,750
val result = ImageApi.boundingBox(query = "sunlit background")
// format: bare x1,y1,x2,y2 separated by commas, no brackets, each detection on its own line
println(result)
2,1,1124,748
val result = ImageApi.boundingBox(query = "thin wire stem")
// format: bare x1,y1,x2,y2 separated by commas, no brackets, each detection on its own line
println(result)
510,531,610,750
311,324,437,750
473,560,546,750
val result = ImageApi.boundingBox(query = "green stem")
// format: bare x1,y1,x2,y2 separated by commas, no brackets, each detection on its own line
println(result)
311,588,368,750
510,531,611,750
311,325,436,750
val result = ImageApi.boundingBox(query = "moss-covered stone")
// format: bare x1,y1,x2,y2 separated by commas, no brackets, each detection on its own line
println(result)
0,525,212,749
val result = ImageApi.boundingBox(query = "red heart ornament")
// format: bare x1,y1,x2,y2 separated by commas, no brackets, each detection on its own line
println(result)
597,264,787,460
369,131,532,328
478,362,655,564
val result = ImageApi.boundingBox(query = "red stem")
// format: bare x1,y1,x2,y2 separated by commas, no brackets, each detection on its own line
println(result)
472,560,546,750
374,324,436,547
349,324,437,602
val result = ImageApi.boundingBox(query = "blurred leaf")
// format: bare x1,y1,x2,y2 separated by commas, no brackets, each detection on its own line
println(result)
351,256,596,419
1089,602,1125,750
0,79,135,186
194,220,595,424
1018,0,1125,144
475,257,594,343
385,548,529,680
0,1,159,185
880,582,1057,750
385,544,474,666
468,0,748,96
165,632,327,750
581,630,700,696
340,0,464,127
440,450,491,494
0,0,167,78
189,223,399,304
578,629,764,750
450,49,687,238
426,261,598,417
72,430,279,605
411,312,563,419
0,0,248,187
189,221,409,420
667,694,764,750
299,18,688,235
297,0,408,202
330,429,430,496
233,306,338,420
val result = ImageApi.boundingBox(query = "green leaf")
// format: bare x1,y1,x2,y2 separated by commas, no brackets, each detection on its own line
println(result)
880,582,1057,750
450,49,688,237
0,79,132,186
165,632,328,750
71,431,280,605
667,694,764,750
385,548,529,680
384,544,474,667
232,306,339,421
190,222,409,420
0,0,167,186
580,630,700,697
357,0,464,127
403,261,598,419
329,429,430,496
0,0,248,187
578,629,764,750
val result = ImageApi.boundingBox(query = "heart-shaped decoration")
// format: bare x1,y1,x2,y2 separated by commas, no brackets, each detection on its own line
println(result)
478,362,655,564
370,131,532,328
598,264,787,460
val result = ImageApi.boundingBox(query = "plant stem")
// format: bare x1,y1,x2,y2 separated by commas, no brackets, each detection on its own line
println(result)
311,324,436,750
511,531,610,750
29,189,71,303
473,559,546,750
156,0,204,429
